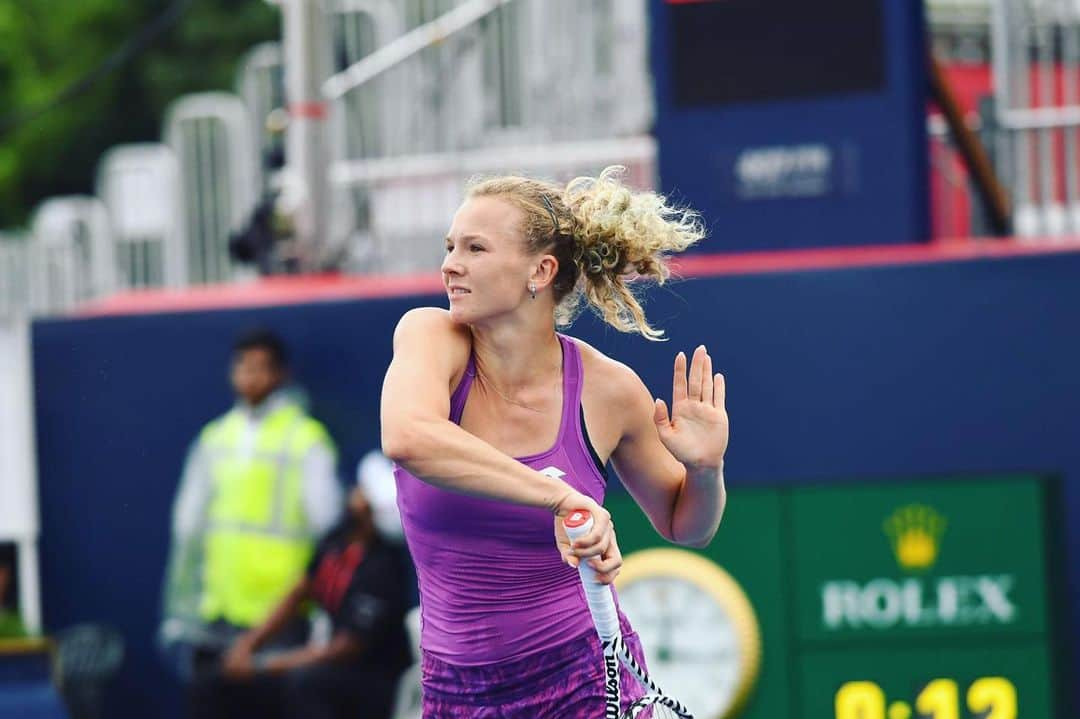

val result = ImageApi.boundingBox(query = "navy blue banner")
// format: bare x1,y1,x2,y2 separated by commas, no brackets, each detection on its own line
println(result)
32,250,1080,718
651,0,929,251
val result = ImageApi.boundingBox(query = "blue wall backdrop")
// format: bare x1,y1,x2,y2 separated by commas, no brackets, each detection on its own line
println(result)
33,250,1080,718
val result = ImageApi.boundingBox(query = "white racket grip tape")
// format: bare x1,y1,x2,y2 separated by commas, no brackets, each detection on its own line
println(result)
563,510,621,643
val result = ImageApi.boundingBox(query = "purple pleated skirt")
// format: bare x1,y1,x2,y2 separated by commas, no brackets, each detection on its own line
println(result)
420,617,649,718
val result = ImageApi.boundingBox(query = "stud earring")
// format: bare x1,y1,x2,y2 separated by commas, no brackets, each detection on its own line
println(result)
529,283,537,300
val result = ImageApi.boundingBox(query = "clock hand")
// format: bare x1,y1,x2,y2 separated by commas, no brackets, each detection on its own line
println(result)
661,647,738,663
656,585,679,662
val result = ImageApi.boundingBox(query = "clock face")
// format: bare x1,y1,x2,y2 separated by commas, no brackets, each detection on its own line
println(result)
619,577,742,717
616,549,761,719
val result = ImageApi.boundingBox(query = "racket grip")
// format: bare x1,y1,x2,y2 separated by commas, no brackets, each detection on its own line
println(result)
563,510,621,642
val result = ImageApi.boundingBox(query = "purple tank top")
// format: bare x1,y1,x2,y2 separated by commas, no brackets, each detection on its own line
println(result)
394,334,610,665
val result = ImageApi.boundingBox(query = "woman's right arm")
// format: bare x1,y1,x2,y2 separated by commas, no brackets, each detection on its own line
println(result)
382,308,570,510
380,308,613,556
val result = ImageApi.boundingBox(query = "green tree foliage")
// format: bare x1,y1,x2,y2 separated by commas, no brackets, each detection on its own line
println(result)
0,0,278,227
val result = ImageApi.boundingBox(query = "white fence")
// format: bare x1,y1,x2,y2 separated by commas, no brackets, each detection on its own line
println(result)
165,92,260,284
334,135,657,273
0,0,653,318
991,0,1080,237
97,143,185,289
28,197,114,315
323,0,653,271
0,319,43,635
0,233,30,322
18,1,1073,316
929,0,992,62
238,42,287,193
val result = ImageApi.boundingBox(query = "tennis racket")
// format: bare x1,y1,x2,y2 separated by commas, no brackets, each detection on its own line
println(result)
564,509,694,719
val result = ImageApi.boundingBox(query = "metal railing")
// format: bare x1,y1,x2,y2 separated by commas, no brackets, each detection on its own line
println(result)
325,0,649,154
928,0,992,62
28,198,115,315
238,42,287,194
0,0,652,316
332,135,657,274
164,92,259,284
97,144,185,289
991,0,1080,237
0,233,30,321
322,0,652,272
9,0,1050,319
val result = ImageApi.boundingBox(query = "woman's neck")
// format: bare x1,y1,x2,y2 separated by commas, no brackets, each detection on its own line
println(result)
470,320,562,392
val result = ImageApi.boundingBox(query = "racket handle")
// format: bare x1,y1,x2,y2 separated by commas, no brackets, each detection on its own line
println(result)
563,509,621,642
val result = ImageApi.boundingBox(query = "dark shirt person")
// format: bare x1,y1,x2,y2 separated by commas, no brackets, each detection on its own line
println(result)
220,484,412,719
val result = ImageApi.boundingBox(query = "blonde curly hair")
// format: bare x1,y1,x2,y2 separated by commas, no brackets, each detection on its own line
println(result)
466,166,705,340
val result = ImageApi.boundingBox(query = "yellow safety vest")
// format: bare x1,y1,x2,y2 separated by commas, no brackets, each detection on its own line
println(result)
198,402,333,627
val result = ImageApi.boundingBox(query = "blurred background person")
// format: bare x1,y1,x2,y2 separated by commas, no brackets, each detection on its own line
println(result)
0,544,26,639
356,449,405,543
158,328,343,716
218,479,412,719
228,107,299,275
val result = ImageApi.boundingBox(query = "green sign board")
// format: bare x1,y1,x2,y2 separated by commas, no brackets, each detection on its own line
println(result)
790,478,1049,643
607,474,1060,719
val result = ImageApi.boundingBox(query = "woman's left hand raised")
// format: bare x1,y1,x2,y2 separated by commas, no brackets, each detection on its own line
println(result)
653,345,728,468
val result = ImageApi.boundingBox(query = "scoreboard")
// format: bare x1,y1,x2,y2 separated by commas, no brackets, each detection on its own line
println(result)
608,475,1063,719
650,0,930,251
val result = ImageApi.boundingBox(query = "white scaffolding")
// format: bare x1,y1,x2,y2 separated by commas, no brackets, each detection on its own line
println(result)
319,0,653,273
991,0,1080,237
29,197,115,315
96,144,185,289
164,92,259,284
0,0,654,314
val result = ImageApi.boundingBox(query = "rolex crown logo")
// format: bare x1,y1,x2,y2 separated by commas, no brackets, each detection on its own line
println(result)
883,504,947,571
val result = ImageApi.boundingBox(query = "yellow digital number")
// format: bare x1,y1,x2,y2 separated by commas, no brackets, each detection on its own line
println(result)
967,677,1017,719
835,676,1018,719
916,678,959,719
836,681,886,719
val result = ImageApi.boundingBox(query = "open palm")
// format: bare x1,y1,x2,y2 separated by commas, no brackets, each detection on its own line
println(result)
653,345,728,468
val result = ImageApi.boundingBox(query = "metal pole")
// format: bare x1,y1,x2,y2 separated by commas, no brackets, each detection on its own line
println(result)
929,53,1011,236
8,318,42,634
1035,7,1062,234
282,0,330,270
1061,0,1080,231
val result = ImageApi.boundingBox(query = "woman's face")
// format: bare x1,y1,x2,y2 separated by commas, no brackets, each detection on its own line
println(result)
442,196,534,325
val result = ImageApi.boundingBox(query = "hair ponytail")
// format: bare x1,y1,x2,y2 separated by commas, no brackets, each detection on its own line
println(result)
561,166,705,339
466,165,705,339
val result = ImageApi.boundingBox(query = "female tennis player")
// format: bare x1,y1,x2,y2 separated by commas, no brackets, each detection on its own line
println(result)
382,166,728,716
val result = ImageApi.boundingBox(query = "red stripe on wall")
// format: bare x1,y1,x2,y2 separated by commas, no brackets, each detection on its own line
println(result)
76,238,1080,318
78,272,445,317
672,237,1080,277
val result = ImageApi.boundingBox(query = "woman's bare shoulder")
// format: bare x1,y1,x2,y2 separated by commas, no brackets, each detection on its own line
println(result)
393,308,472,380
567,336,649,408
395,308,470,345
